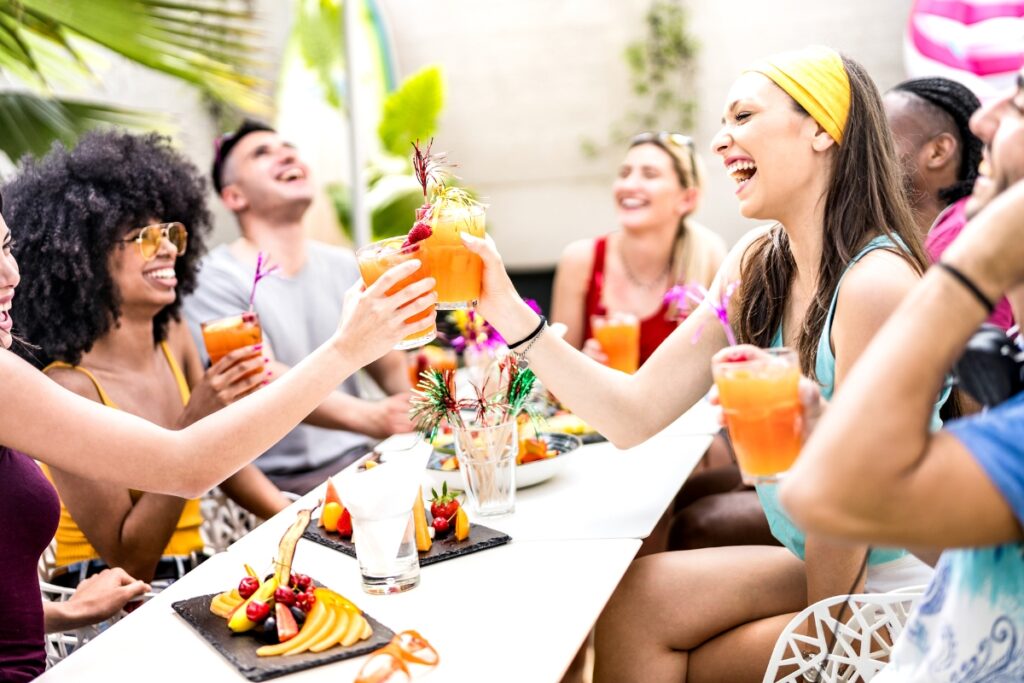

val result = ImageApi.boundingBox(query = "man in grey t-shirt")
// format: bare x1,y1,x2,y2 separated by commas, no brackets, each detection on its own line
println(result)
183,121,414,494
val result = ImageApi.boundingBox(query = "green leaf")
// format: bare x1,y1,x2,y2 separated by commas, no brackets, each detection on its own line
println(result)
4,0,269,114
0,91,156,161
377,65,444,157
292,0,345,110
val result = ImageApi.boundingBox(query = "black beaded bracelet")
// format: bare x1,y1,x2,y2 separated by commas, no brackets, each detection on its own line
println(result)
937,262,996,314
506,315,547,350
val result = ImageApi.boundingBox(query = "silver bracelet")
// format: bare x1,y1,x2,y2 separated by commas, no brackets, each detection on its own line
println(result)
512,321,547,369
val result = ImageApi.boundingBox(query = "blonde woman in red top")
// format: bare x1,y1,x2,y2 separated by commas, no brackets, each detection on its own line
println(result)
551,133,726,367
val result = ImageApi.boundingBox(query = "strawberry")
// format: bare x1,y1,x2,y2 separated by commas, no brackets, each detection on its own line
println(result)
429,482,460,522
721,348,755,363
402,220,433,248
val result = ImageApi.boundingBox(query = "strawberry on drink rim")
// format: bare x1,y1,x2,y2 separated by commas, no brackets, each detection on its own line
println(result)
402,220,433,249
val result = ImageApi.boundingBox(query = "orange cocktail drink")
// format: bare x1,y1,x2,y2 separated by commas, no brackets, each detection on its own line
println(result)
356,237,436,350
591,313,640,374
712,347,802,484
201,311,262,365
421,204,485,310
406,345,457,387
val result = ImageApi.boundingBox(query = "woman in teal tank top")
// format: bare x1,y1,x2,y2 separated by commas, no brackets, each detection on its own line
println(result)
462,48,940,681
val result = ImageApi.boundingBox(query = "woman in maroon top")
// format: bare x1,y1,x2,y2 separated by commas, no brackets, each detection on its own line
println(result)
551,133,726,368
0,191,434,680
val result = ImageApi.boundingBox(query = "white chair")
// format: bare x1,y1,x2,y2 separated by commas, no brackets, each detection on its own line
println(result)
199,487,300,554
763,589,924,682
37,539,153,668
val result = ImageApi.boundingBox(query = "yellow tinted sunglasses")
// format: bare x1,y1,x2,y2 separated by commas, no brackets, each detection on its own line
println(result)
120,222,188,261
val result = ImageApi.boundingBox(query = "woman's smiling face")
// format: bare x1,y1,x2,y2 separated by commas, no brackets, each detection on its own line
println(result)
108,220,181,315
0,214,21,350
712,72,830,221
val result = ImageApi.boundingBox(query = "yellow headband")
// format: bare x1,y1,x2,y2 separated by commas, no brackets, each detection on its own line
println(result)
749,46,851,145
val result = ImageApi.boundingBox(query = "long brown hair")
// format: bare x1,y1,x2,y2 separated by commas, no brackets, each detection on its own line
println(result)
735,56,929,378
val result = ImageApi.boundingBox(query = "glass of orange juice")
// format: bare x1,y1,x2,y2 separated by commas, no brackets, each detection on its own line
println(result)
356,236,436,350
201,311,262,365
591,312,641,373
406,346,458,387
421,204,486,310
712,347,802,484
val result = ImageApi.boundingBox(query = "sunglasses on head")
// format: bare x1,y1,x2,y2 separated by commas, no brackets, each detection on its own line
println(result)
119,222,188,261
631,131,699,187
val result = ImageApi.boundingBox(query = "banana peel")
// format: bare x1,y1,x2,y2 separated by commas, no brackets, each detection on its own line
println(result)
228,576,278,632
276,508,312,586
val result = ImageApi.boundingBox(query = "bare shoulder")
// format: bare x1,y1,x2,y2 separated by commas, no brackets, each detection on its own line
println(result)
166,318,197,358
554,238,598,291
687,220,729,257
558,238,597,273
42,365,103,403
840,247,921,306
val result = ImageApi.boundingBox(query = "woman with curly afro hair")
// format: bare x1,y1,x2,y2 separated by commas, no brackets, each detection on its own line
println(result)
4,130,294,587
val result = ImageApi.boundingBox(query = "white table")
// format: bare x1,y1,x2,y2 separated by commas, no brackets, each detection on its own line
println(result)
39,539,641,683
40,403,716,682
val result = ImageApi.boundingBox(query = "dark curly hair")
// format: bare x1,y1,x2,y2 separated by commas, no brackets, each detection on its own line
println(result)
3,130,212,368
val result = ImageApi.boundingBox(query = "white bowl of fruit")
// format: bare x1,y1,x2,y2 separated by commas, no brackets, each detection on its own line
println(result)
427,431,582,491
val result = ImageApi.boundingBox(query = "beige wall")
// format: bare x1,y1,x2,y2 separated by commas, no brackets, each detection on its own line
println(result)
38,0,914,268
382,0,915,268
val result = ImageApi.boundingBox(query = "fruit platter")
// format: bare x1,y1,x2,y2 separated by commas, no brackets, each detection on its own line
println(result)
302,477,511,567
428,429,583,491
172,509,393,681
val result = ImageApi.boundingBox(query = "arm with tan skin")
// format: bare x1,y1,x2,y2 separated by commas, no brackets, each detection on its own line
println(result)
44,368,189,581
461,228,767,448
781,183,1024,548
3,262,436,499
176,323,291,520
43,568,150,633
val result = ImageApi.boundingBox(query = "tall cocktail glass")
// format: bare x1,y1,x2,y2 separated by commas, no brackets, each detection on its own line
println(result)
356,237,436,350
453,418,517,516
712,347,802,484
591,312,640,374
421,204,486,310
201,311,262,365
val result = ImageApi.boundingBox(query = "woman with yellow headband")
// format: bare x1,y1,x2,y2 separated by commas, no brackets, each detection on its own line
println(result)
463,45,941,680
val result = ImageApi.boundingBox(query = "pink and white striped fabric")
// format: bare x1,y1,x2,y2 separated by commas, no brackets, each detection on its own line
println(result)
905,0,1024,99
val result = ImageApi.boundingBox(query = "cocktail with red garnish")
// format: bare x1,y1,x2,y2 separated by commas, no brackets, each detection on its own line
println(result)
712,346,802,484
410,140,486,310
356,231,436,350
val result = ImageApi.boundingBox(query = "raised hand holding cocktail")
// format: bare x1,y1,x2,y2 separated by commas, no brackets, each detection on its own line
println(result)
712,345,803,484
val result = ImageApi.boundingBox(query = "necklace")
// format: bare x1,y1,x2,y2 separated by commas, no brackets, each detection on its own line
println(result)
618,239,672,290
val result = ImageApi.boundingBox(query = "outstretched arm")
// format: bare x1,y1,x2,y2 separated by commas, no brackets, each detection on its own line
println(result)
3,263,435,499
462,230,765,448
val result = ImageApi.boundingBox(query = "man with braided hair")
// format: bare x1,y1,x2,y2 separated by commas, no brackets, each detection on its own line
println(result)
885,76,1014,329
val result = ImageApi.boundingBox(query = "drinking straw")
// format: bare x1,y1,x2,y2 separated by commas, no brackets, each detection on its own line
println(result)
664,280,740,346
249,251,280,311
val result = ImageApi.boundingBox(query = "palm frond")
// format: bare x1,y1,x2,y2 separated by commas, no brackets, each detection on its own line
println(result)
2,0,270,114
0,90,157,161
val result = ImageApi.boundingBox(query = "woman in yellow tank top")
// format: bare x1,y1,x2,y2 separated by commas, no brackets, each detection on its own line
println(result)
11,131,291,584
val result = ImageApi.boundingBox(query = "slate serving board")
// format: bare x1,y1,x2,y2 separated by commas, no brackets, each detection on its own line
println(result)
302,519,511,567
172,594,394,682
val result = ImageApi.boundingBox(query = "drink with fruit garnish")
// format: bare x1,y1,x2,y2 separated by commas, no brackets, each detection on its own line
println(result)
202,311,262,364
591,312,641,374
406,345,458,387
356,236,436,350
712,347,802,484
420,201,486,310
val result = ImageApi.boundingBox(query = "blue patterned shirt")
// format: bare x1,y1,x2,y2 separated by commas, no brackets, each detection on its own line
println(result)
876,391,1024,682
